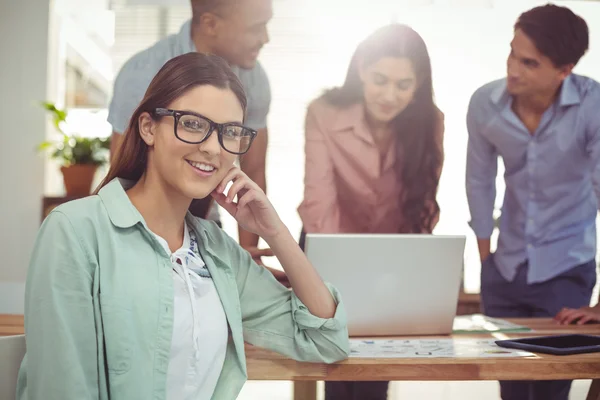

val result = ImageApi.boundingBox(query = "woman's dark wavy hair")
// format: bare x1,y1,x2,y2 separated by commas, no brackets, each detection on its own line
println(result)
322,24,442,233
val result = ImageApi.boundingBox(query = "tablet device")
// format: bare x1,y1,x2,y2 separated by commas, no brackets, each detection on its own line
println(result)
495,334,600,356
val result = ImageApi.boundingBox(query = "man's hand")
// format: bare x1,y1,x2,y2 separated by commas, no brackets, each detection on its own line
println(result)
244,246,290,287
244,246,274,262
554,305,600,325
477,238,492,263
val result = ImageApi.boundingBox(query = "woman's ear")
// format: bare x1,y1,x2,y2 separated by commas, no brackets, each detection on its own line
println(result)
138,112,156,146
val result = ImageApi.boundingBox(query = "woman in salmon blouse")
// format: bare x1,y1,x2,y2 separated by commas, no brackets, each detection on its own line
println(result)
298,24,445,400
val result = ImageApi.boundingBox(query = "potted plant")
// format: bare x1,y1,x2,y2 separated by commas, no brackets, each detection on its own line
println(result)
38,102,110,196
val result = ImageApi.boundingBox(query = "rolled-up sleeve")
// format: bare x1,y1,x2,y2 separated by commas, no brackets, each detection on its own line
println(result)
466,93,498,238
229,235,349,364
297,102,341,233
584,86,600,207
290,283,346,332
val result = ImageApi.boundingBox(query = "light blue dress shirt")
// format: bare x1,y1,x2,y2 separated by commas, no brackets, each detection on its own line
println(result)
466,74,600,284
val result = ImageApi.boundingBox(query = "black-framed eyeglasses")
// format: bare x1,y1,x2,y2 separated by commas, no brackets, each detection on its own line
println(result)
154,108,257,155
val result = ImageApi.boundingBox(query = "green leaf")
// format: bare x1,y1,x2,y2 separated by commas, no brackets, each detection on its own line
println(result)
37,101,109,166
37,141,53,151
40,101,67,133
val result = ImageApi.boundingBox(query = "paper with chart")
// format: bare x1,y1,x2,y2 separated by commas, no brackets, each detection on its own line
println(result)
349,338,535,358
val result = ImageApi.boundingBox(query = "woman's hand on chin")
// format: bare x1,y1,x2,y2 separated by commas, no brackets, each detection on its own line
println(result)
211,167,286,240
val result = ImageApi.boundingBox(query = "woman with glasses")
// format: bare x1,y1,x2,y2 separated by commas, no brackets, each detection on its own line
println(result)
17,52,349,400
298,24,445,400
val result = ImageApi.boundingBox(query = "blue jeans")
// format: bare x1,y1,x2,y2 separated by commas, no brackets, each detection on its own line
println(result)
481,255,597,400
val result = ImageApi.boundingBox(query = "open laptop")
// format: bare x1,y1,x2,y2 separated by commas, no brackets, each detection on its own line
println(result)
305,234,466,336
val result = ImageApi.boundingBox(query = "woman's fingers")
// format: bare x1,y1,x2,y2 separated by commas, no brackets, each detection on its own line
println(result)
237,190,257,209
215,167,261,204
211,191,237,215
215,167,243,195
226,177,250,204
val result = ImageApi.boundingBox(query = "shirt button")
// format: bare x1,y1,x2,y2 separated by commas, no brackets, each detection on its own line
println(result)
527,244,532,249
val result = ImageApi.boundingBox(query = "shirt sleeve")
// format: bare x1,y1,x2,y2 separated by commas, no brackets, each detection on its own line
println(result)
19,211,98,399
225,233,350,364
584,84,600,207
466,91,498,239
107,57,153,134
297,102,342,233
435,109,446,179
243,62,271,130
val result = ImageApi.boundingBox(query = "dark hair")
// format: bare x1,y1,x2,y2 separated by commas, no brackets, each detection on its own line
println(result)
515,4,589,67
97,52,246,193
322,24,442,233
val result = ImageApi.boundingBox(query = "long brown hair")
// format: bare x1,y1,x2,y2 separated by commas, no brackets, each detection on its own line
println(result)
97,52,247,195
322,24,442,233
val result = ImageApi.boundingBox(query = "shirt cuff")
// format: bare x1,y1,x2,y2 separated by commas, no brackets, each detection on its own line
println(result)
468,217,495,238
290,283,347,331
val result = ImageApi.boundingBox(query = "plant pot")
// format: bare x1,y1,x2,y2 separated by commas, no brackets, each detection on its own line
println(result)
60,164,98,196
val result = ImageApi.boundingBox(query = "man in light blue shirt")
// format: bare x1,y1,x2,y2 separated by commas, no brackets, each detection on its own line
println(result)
466,4,598,400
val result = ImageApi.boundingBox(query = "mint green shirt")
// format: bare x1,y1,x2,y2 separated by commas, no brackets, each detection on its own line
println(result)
17,179,349,400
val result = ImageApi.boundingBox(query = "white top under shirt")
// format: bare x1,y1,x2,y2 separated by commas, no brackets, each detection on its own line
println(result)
151,223,228,400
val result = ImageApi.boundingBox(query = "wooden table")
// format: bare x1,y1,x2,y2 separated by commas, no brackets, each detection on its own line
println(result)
287,291,482,398
245,318,600,400
4,315,598,399
0,314,24,337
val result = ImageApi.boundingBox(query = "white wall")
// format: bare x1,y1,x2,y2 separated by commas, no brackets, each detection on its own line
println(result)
0,0,51,314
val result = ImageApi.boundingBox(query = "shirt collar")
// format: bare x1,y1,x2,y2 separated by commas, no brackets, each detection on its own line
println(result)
491,75,581,108
330,102,375,145
97,178,144,229
97,178,218,248
331,102,365,132
558,75,581,106
185,213,218,252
